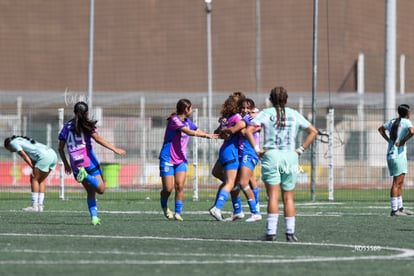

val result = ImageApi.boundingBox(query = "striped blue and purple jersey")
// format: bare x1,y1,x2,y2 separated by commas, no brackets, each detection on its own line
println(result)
159,114,197,165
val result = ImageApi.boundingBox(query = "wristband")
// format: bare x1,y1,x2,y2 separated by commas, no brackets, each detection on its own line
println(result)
254,145,261,153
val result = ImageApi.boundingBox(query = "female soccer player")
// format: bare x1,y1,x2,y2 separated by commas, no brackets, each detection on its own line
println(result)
245,86,317,241
378,104,414,216
58,101,126,225
219,98,262,222
159,99,217,221
209,92,247,221
4,135,57,212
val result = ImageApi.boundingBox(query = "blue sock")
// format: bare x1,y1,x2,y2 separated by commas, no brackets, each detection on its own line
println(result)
232,196,242,214
86,175,99,188
247,199,258,214
160,197,168,209
215,190,229,209
175,200,183,214
214,183,224,205
253,187,259,204
87,198,98,217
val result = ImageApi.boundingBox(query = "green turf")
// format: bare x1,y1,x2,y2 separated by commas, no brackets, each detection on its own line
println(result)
2,187,412,202
1,197,414,275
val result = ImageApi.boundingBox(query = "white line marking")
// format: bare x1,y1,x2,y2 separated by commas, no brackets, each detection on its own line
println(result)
0,233,413,264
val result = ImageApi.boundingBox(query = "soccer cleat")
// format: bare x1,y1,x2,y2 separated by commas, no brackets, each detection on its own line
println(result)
22,204,39,212
163,208,174,220
174,214,184,221
225,212,245,221
245,214,262,222
91,216,101,225
38,204,44,212
286,233,298,242
390,210,408,216
261,234,276,241
399,207,414,215
209,206,224,221
76,167,88,182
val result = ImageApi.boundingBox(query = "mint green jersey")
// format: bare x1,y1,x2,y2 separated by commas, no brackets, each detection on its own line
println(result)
9,137,52,162
251,107,311,151
383,117,413,160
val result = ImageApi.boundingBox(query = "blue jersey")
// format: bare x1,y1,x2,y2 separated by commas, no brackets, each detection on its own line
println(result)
219,113,242,150
58,119,97,169
239,114,259,158
159,114,197,165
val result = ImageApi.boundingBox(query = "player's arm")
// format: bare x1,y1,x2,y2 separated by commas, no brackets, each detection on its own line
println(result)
396,126,414,146
91,133,126,156
245,125,265,156
219,120,246,139
58,140,72,174
17,150,33,168
181,127,218,139
378,125,390,142
296,124,318,155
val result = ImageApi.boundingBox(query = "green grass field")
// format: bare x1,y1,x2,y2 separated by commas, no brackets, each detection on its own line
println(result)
1,194,414,275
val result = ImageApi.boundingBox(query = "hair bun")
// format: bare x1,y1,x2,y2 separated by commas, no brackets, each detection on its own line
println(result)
74,101,89,114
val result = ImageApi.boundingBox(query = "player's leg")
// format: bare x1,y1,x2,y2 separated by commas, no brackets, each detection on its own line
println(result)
83,183,100,225
238,165,261,222
173,162,187,221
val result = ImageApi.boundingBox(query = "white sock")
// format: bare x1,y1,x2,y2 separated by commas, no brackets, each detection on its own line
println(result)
31,192,39,205
397,196,403,210
38,193,45,205
266,213,279,236
285,216,295,234
390,197,398,211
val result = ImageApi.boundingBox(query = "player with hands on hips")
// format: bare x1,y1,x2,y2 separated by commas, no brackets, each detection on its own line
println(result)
245,86,317,241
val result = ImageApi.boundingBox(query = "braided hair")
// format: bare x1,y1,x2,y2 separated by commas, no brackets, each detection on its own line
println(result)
4,135,36,148
390,104,410,142
269,86,288,128
73,101,97,136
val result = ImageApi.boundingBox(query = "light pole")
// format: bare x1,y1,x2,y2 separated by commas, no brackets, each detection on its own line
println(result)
205,0,213,180
205,0,212,133
311,0,318,201
87,0,95,109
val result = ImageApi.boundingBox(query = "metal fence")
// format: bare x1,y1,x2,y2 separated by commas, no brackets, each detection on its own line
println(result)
1,92,412,202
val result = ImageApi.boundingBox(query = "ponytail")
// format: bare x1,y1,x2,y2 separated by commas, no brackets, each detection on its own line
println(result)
390,104,411,142
269,87,288,128
389,118,400,142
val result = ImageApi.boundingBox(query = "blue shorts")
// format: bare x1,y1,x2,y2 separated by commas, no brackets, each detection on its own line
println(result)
159,161,188,177
218,144,239,171
73,149,102,179
239,153,259,171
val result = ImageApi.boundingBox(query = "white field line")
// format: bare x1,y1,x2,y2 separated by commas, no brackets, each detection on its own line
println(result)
0,233,413,265
0,209,381,216
0,210,396,217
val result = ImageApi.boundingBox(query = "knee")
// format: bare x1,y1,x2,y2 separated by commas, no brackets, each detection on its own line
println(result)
96,183,105,194
175,184,184,193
